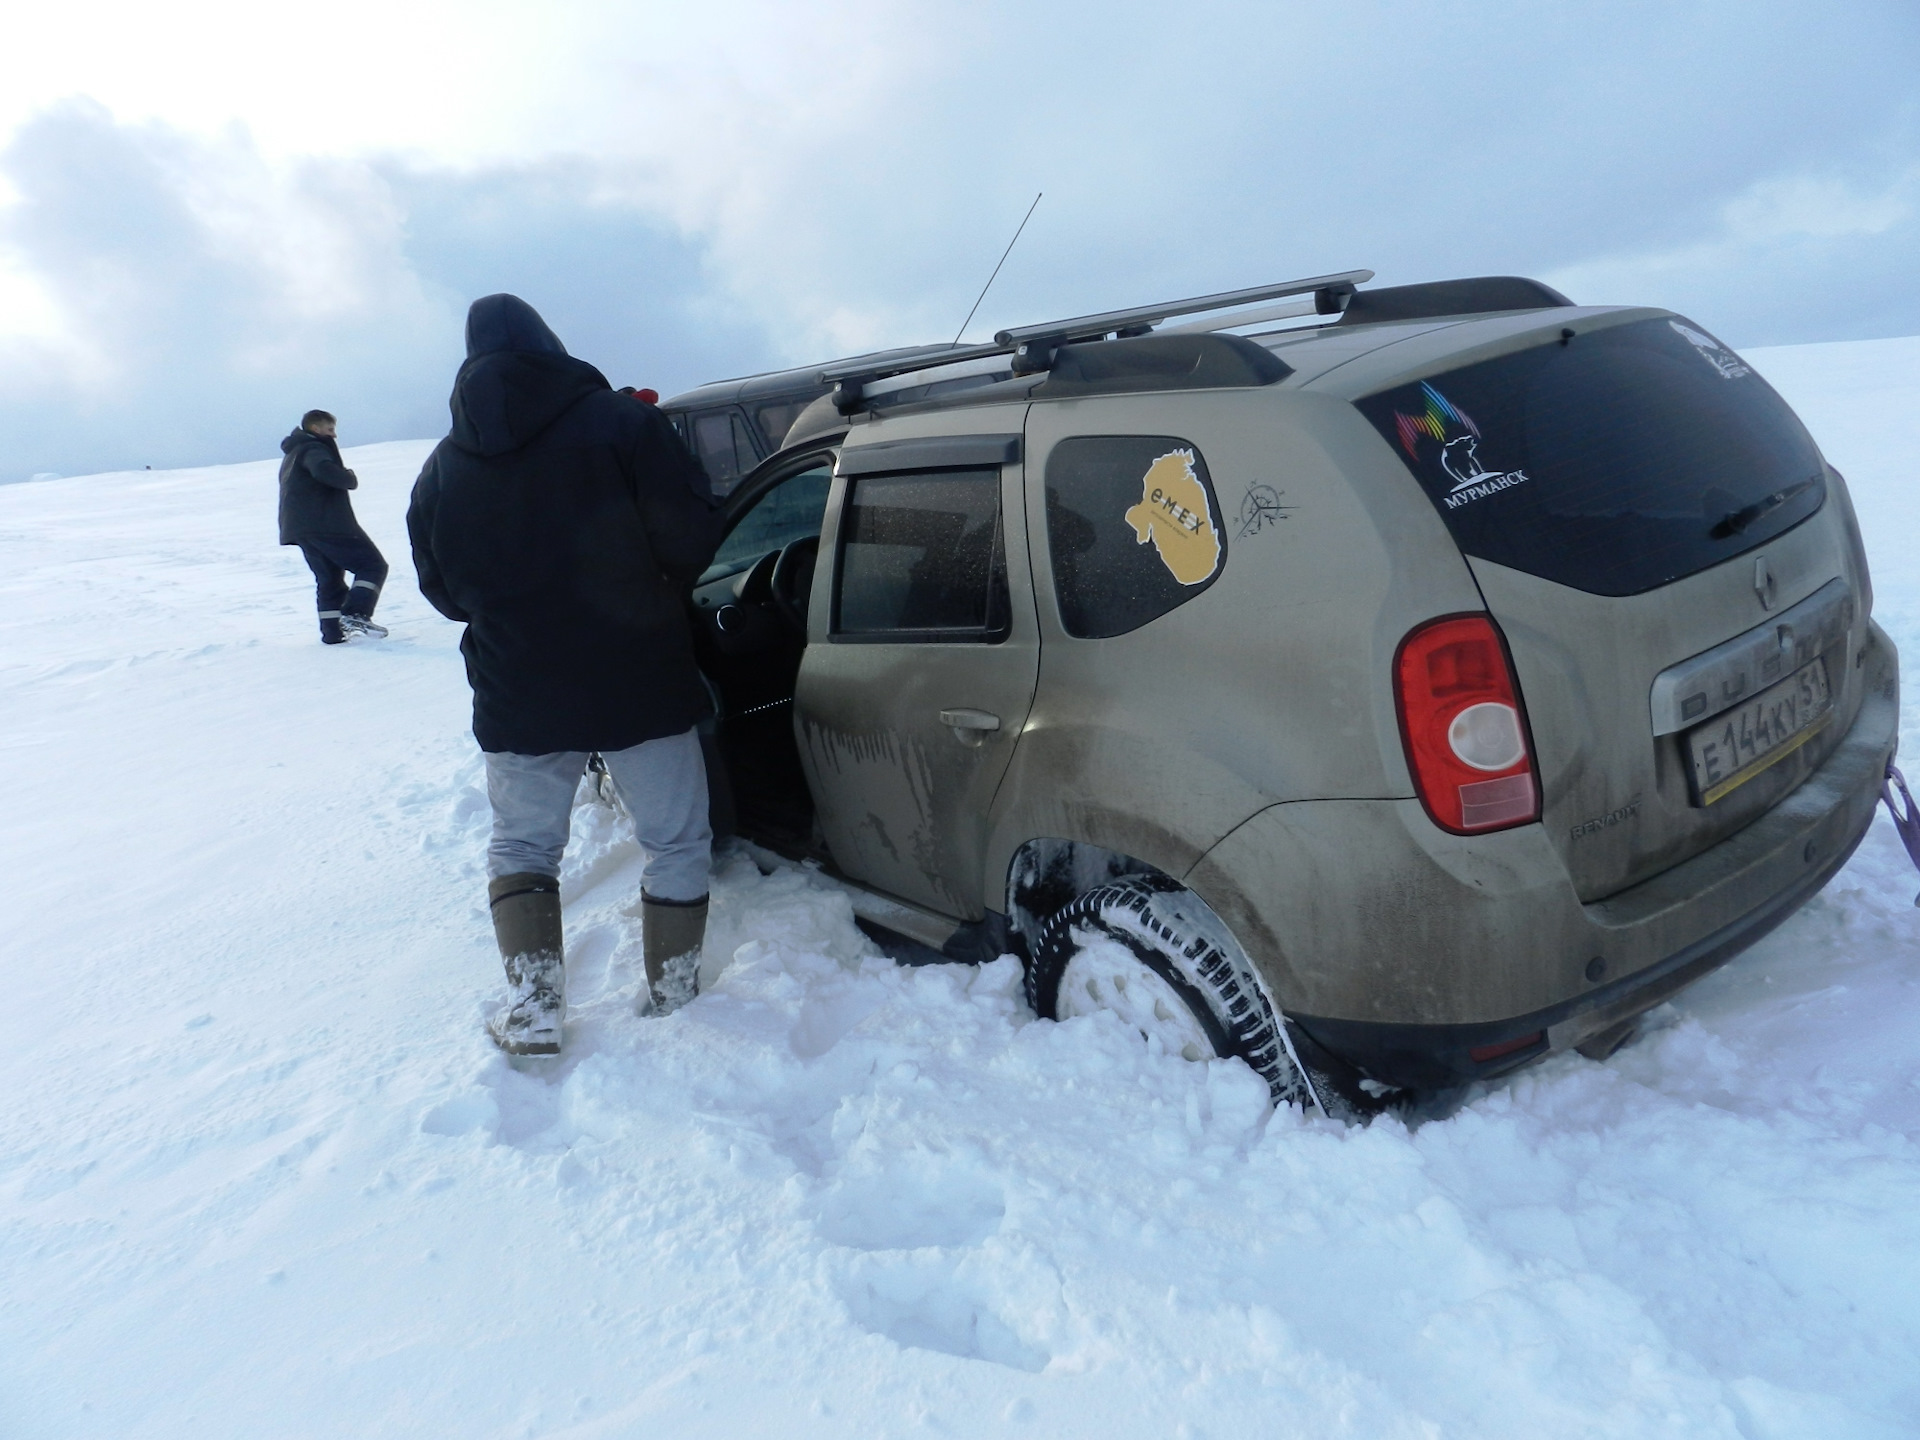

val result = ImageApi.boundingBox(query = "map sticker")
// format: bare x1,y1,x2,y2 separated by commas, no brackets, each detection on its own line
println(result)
1124,449,1221,585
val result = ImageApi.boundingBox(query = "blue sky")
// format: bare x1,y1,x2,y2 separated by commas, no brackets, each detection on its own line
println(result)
1,0,1915,481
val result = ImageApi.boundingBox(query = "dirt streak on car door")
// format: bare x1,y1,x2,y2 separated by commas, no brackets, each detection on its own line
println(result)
794,447,1040,920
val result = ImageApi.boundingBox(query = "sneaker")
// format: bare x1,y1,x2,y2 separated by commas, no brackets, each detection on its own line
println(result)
320,616,347,644
340,614,388,639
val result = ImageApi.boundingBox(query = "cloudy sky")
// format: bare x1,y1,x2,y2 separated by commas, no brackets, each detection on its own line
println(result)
1,0,1915,481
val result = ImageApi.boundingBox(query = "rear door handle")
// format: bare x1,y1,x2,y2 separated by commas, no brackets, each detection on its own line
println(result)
939,708,1001,747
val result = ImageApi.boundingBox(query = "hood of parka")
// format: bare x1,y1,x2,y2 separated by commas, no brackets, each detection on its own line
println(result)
449,294,609,458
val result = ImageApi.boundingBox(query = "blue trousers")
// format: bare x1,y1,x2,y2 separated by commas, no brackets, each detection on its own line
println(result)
299,531,389,637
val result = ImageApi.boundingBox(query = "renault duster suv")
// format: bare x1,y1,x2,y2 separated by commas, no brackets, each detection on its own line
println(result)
673,271,1896,1113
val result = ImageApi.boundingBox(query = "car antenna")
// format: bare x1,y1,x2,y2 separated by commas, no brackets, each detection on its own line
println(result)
953,191,1042,345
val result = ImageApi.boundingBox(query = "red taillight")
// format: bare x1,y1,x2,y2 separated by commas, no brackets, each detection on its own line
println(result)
1394,614,1540,834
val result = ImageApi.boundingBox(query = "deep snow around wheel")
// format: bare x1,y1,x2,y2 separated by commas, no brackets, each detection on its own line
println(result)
5,338,1920,1438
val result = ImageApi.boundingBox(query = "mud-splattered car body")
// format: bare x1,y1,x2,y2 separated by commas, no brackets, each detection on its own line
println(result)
676,275,1896,1101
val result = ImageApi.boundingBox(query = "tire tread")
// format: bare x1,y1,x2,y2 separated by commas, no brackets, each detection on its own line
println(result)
1027,875,1315,1109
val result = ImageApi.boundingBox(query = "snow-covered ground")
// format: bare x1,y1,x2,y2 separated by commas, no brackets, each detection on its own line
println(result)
5,338,1920,1439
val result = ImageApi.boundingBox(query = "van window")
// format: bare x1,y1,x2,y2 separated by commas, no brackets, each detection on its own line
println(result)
752,397,817,454
1044,435,1226,639
834,469,1009,641
692,408,762,495
1355,316,1826,597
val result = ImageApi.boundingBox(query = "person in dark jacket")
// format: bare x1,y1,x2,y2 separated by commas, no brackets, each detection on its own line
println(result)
408,294,724,1056
278,410,390,643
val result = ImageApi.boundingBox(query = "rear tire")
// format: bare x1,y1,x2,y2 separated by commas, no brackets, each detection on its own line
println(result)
1026,875,1326,1112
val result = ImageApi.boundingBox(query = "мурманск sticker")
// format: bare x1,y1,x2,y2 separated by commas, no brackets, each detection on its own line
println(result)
1669,320,1752,380
1392,381,1529,510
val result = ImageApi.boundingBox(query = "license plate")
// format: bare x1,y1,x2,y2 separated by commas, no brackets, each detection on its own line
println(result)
1686,657,1833,805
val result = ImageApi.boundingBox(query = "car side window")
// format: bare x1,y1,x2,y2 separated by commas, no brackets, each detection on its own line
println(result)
692,408,762,495
1044,435,1227,639
703,463,833,581
833,468,1010,642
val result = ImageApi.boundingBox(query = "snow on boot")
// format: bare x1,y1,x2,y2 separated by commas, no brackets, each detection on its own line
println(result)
341,614,388,639
640,892,707,1016
486,873,565,1055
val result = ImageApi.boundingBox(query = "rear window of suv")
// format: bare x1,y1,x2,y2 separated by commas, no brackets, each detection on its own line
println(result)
1355,316,1826,597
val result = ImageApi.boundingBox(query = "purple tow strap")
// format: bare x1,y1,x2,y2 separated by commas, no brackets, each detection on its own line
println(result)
1881,762,1920,902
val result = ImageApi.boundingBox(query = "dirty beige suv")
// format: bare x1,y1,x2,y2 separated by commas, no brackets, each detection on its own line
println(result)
672,271,1897,1113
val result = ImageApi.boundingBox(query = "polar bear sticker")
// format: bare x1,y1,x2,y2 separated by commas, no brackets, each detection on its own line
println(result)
1440,434,1497,492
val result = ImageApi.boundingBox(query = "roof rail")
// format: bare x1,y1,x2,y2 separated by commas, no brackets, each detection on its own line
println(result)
819,268,1373,413
1337,276,1573,326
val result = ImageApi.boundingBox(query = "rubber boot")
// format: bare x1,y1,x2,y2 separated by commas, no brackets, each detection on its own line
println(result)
487,873,564,1055
640,892,708,1016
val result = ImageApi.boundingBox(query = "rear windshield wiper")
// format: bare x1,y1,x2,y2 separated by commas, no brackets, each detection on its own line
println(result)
1711,477,1817,539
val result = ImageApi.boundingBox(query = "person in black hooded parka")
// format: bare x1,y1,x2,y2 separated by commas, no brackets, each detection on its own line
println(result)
408,294,724,1056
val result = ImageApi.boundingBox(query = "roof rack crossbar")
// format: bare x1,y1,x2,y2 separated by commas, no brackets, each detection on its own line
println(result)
818,268,1373,407
1158,296,1323,336
992,269,1373,351
818,340,1008,388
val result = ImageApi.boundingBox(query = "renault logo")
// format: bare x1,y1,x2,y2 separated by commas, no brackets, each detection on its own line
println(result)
1754,555,1776,611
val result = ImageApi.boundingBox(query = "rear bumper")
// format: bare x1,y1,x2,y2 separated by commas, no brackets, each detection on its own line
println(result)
1295,802,1873,1089
1187,621,1898,1090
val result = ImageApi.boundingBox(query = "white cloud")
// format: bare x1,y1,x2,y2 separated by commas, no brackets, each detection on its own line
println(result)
0,259,66,342
1542,163,1920,343
1,104,442,374
1,0,1917,476
1723,170,1916,242
0,101,779,479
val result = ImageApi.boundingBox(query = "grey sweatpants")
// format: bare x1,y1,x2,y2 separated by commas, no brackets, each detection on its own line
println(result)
483,728,711,902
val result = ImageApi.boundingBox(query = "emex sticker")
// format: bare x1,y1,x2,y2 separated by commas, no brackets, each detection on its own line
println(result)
1392,381,1529,510
1124,448,1221,585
